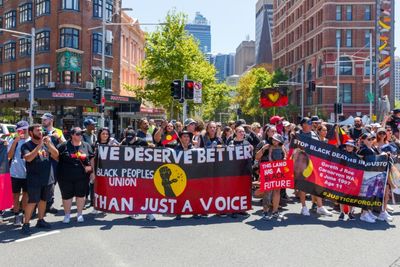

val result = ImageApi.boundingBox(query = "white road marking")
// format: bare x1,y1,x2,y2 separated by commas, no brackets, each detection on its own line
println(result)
15,230,60,243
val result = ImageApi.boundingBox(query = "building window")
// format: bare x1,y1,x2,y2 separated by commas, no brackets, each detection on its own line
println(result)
0,17,3,33
60,28,79,49
19,3,33,23
5,10,16,29
336,30,341,47
93,0,113,21
346,6,352,21
19,39,31,56
0,47,2,64
345,30,352,47
4,74,16,92
364,57,376,76
307,64,312,81
297,67,302,83
58,71,81,84
0,77,2,92
4,42,16,61
365,5,371,20
36,0,50,16
92,69,112,89
93,33,102,54
35,31,50,52
317,87,323,104
62,0,79,11
0,0,3,6
35,68,50,88
306,90,313,105
339,56,352,75
365,30,371,46
92,33,112,55
340,84,352,103
18,71,31,90
318,59,323,78
335,6,341,21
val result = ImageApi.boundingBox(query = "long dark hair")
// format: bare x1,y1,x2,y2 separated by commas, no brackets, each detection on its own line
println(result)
97,127,111,144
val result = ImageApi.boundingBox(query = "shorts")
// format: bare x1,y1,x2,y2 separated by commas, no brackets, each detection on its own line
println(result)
58,178,89,200
11,178,27,194
27,184,51,204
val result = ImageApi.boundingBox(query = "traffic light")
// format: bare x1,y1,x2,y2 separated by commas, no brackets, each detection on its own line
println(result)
184,80,194,99
170,80,182,100
99,105,105,114
309,81,316,92
334,103,343,114
92,87,101,105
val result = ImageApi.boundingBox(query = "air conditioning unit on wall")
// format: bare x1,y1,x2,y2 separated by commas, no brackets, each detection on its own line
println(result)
86,81,94,89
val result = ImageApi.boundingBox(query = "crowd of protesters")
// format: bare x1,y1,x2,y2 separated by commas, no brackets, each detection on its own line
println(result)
1,108,400,235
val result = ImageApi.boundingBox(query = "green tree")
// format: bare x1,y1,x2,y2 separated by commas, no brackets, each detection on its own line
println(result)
127,10,216,117
234,68,293,122
201,83,235,121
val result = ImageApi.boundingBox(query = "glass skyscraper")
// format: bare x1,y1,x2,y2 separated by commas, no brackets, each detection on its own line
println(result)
185,12,211,54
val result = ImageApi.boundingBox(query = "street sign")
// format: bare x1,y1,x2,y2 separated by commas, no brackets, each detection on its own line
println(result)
193,82,202,104
98,79,105,87
367,92,374,102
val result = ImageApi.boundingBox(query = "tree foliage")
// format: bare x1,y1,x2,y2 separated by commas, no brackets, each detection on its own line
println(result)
201,83,234,121
127,10,216,117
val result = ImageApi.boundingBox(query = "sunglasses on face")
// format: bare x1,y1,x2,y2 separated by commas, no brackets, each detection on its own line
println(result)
378,132,386,135
74,131,82,136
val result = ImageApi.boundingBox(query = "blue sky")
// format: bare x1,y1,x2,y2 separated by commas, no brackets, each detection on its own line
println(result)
124,0,257,54
126,1,399,56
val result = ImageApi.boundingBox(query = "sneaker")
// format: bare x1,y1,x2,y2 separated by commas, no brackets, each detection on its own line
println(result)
77,215,84,223
348,213,356,221
63,214,71,224
192,214,201,219
301,206,310,216
317,206,333,216
90,208,101,215
272,211,284,220
386,205,394,213
129,214,138,219
14,214,22,226
146,214,156,221
21,223,31,235
338,212,345,221
46,207,58,215
360,212,375,223
368,211,377,220
0,210,4,224
36,219,51,229
262,212,271,220
377,211,393,223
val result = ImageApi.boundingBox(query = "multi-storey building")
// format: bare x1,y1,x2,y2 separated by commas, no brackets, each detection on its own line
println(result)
255,0,273,69
235,40,255,75
273,0,379,119
395,57,400,102
185,12,211,54
0,0,143,134
213,53,235,83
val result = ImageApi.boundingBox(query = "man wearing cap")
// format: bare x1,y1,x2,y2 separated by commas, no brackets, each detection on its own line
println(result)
82,118,97,148
41,112,65,214
7,121,30,226
310,116,322,132
120,129,148,146
297,117,319,141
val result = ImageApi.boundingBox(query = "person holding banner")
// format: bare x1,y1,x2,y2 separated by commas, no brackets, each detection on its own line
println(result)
57,127,95,224
21,124,59,235
295,117,333,217
7,121,30,226
154,120,179,148
199,121,223,148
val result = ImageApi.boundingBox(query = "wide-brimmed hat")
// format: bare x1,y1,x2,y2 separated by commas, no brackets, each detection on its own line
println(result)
272,133,284,144
179,130,193,139
344,140,357,147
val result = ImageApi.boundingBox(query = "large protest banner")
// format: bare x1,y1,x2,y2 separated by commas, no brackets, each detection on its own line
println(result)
290,135,389,209
0,143,13,210
94,145,252,214
259,160,294,191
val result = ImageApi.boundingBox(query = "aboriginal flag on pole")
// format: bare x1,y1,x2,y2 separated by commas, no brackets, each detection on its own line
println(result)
0,141,13,210
260,87,289,108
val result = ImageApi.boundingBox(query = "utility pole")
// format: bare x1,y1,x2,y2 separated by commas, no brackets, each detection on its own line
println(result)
100,0,107,128
369,31,373,120
336,40,340,123
29,27,36,124
183,75,188,122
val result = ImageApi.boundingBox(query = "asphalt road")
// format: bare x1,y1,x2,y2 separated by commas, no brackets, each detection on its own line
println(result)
1,188,400,267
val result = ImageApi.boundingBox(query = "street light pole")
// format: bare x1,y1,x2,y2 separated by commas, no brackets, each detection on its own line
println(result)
29,27,36,124
369,31,373,120
100,0,107,128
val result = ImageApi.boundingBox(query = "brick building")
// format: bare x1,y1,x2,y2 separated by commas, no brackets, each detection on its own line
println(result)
0,0,142,133
273,0,380,120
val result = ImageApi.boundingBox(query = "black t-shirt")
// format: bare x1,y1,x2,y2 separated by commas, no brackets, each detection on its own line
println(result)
121,137,149,147
255,140,271,162
57,141,94,181
357,145,378,160
21,140,52,187
349,127,365,140
199,135,223,148
230,139,251,146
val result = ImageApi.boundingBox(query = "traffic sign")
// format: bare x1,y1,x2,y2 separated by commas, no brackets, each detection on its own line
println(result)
98,79,105,87
193,82,202,104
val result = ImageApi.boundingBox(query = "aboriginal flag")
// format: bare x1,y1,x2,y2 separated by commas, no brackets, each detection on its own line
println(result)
260,87,289,108
326,124,351,145
0,141,13,210
161,132,178,146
